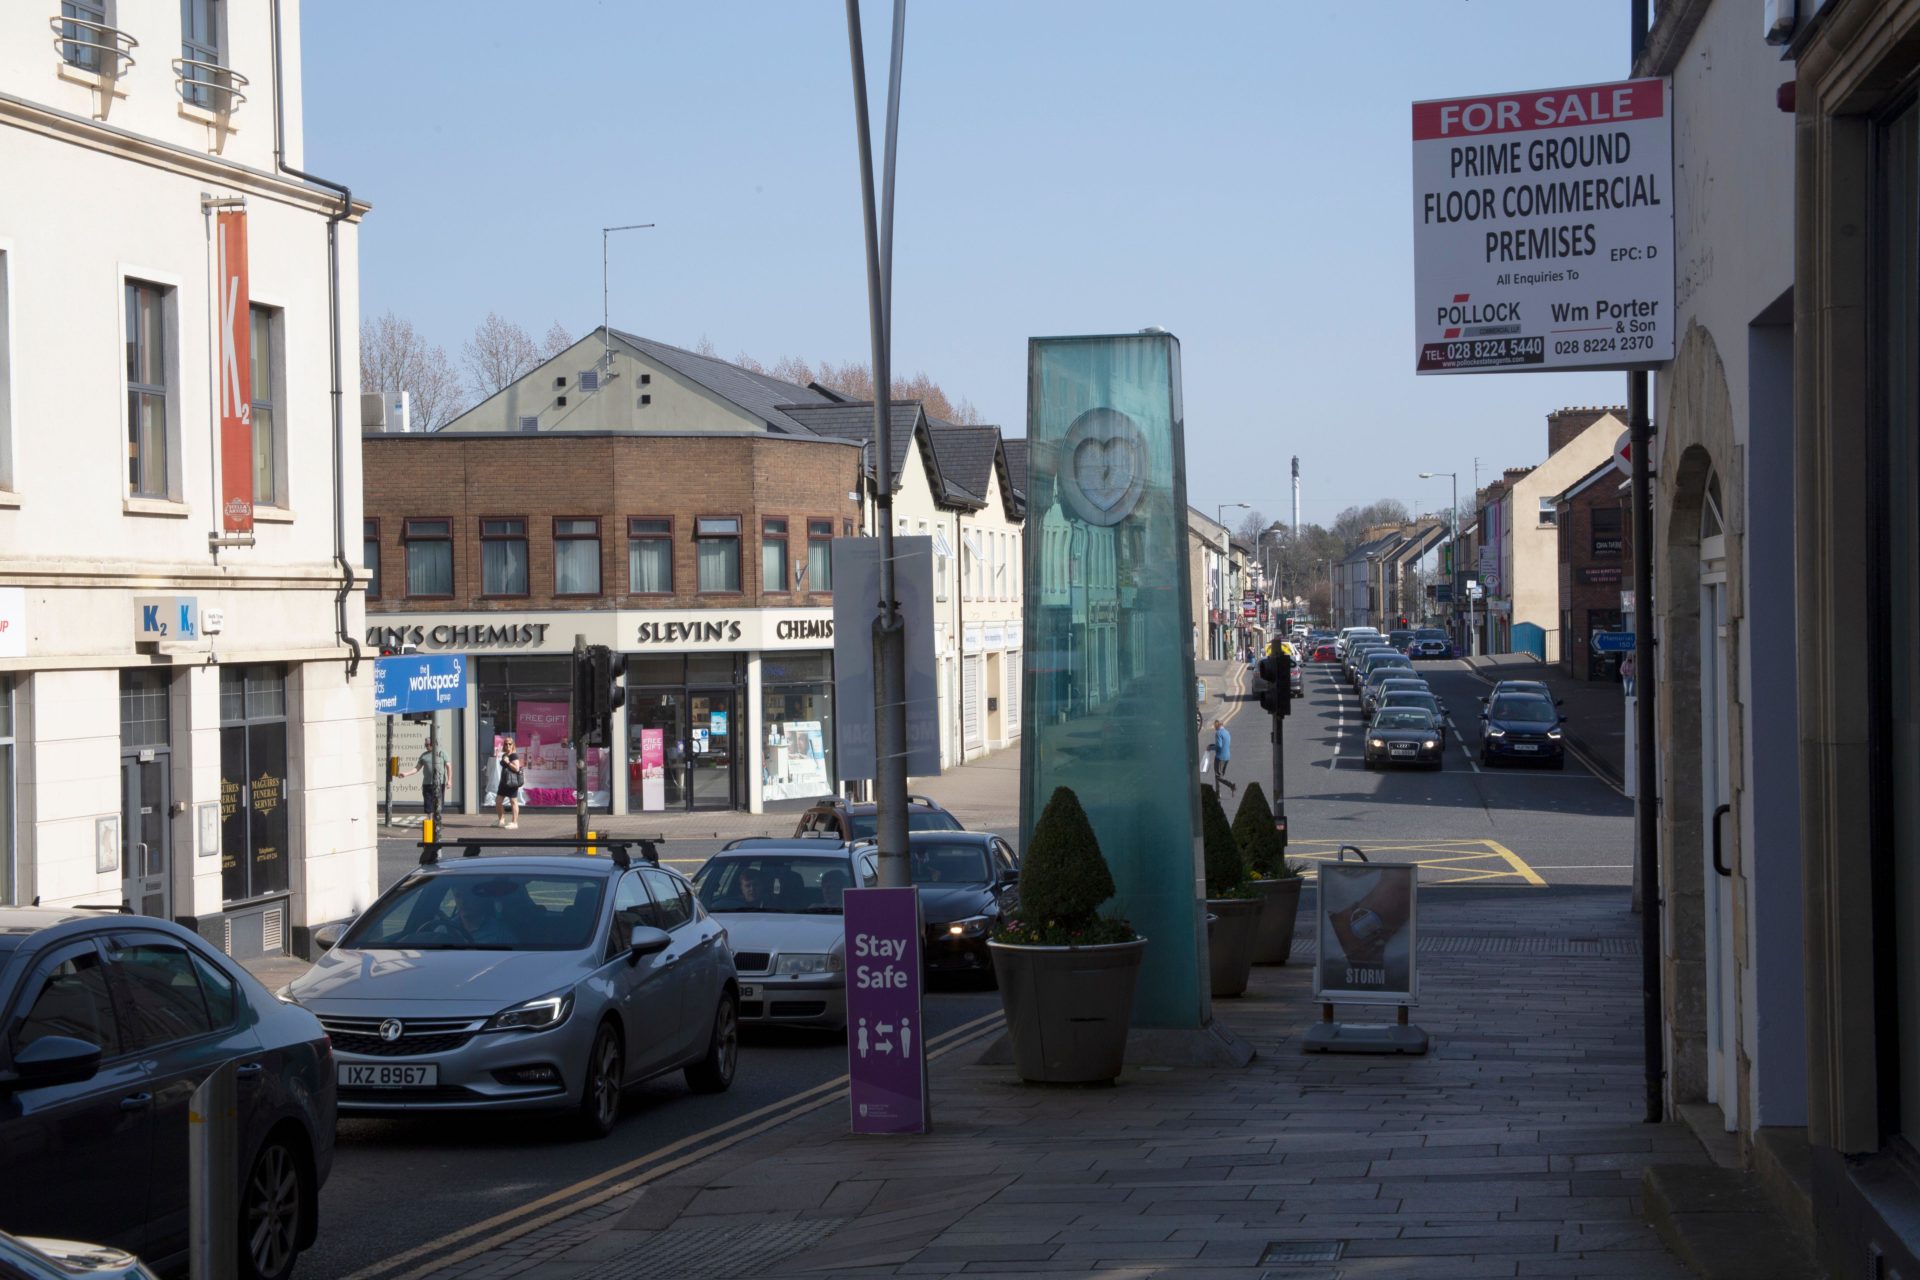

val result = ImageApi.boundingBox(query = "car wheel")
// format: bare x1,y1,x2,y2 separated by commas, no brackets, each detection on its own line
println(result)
685,992,739,1094
1362,757,1375,771
1481,751,1495,767
1551,755,1566,771
239,1134,308,1280
577,1021,624,1138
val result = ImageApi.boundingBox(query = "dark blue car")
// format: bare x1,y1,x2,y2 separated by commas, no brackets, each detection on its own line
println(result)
0,908,335,1280
1480,694,1566,768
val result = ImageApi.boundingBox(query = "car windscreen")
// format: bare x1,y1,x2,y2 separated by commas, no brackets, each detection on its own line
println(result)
847,809,961,839
1374,710,1435,730
909,841,992,885
1365,658,1412,677
1389,631,1413,644
1381,693,1439,712
1415,629,1447,640
1491,697,1558,724
343,872,606,951
693,854,872,914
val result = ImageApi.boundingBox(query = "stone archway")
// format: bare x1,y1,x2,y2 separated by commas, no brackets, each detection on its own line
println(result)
1654,320,1746,1117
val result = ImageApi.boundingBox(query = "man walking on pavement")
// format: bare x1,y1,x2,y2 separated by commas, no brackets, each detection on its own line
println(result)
400,732,451,822
1210,718,1236,791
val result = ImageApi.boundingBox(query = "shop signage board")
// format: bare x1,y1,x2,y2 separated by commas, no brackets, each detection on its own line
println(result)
1413,78,1674,374
832,536,940,779
1315,861,1419,1006
844,887,929,1135
135,596,199,642
372,654,468,716
638,728,666,811
0,586,24,658
216,210,254,532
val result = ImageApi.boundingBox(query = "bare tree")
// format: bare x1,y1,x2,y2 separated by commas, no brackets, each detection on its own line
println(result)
734,350,767,374
694,334,719,358
541,322,572,359
462,312,543,397
359,310,465,431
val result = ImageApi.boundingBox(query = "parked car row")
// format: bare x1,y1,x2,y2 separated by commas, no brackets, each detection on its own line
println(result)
0,793,1005,1277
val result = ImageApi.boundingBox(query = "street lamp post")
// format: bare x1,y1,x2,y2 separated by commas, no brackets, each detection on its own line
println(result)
1216,502,1249,660
1419,470,1461,653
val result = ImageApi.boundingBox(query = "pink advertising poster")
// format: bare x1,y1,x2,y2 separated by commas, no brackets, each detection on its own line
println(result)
640,728,666,811
514,700,608,807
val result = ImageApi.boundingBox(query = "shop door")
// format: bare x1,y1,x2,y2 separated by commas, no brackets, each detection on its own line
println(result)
1701,567,1737,1128
687,689,736,810
121,755,170,918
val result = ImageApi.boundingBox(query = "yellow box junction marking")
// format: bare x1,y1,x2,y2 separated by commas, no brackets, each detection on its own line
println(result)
1285,837,1546,887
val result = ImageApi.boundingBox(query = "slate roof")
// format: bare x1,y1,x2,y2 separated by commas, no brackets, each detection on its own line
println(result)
1002,438,1028,496
608,329,832,435
776,402,928,492
926,423,1002,509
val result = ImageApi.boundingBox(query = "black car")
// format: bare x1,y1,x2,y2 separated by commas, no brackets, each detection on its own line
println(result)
1363,708,1446,770
794,795,963,840
0,908,335,1280
908,832,1021,979
1378,687,1448,745
1481,693,1566,767
1388,629,1416,652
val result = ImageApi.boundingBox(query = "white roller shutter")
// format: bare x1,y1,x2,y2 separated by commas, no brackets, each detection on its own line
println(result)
1004,651,1021,733
962,655,983,750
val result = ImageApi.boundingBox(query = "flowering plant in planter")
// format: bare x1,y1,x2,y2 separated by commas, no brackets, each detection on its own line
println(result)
996,785,1135,946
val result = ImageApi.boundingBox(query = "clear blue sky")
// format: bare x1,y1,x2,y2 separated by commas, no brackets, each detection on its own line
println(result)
303,1,1632,529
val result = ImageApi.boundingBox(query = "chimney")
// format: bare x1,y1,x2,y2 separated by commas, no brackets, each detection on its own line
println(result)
1547,405,1624,456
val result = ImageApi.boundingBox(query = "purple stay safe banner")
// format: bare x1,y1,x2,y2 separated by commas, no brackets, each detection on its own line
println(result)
844,886,928,1134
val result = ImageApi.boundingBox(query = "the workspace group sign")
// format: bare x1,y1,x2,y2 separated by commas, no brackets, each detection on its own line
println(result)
1412,78,1673,375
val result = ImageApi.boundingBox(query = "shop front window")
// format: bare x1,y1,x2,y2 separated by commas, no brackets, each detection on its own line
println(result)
761,654,835,802
219,666,288,903
626,655,742,813
476,657,608,811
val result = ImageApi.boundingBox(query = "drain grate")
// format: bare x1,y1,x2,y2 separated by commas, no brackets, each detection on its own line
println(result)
590,1217,845,1278
1261,1239,1346,1264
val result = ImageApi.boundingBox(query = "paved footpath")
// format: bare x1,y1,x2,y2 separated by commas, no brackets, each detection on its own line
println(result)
419,886,1704,1280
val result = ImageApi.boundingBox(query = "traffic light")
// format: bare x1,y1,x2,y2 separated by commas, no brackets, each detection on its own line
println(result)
1256,647,1293,716
572,645,629,747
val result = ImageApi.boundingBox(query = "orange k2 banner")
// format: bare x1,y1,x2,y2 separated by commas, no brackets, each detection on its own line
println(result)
217,209,253,533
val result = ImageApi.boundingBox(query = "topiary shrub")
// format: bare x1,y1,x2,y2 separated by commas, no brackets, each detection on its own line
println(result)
1232,783,1293,881
1202,784,1252,899
997,786,1134,945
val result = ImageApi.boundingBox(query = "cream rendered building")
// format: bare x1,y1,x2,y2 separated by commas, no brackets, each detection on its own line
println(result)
0,0,375,956
1491,410,1624,662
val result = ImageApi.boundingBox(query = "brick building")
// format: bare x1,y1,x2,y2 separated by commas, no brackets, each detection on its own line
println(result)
363,431,861,814
1554,461,1628,681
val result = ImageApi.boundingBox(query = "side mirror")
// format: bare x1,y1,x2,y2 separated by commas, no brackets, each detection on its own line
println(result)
628,925,672,963
313,923,345,952
1556,698,1566,706
7,1035,103,1090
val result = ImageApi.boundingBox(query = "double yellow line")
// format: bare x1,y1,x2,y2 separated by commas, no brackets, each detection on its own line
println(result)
346,1009,1007,1280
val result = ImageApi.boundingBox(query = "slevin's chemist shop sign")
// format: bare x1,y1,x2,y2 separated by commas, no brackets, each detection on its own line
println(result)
1412,78,1674,374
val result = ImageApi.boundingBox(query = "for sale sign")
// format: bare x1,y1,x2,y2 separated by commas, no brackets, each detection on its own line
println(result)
1412,78,1673,374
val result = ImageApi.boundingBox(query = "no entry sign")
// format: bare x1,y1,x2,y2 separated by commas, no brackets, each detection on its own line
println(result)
1412,78,1674,375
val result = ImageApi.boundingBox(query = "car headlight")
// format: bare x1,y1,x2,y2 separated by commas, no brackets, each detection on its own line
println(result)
775,952,844,975
1548,728,1563,739
1369,738,1385,748
945,916,992,939
484,991,574,1033
1487,727,1506,738
1423,740,1439,750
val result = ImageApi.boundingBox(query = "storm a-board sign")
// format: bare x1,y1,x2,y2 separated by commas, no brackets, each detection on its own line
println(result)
1412,78,1674,374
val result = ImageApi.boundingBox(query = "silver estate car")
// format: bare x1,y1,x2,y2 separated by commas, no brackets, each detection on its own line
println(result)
691,839,879,1031
284,847,738,1138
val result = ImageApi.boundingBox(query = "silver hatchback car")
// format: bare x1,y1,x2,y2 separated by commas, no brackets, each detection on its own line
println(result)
284,845,738,1138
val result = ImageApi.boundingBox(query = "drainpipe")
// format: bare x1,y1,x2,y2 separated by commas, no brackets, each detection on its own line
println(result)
268,0,361,677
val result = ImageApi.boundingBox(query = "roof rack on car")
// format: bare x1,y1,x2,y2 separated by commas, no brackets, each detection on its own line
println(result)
416,834,665,870
906,794,939,807
70,901,134,914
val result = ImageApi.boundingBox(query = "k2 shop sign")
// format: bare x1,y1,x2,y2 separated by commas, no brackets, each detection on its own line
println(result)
1412,78,1674,374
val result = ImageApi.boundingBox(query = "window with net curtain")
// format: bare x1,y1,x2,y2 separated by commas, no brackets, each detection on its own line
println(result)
629,517,672,593
762,517,788,592
807,519,833,591
555,518,601,596
481,518,528,595
697,516,741,592
405,519,453,597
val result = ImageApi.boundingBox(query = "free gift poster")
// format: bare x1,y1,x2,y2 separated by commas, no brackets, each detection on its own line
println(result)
514,700,608,807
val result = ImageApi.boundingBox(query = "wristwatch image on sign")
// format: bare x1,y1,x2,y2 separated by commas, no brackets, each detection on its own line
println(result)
1059,407,1149,527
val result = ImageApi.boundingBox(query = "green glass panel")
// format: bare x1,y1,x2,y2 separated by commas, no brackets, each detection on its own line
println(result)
1021,332,1205,1028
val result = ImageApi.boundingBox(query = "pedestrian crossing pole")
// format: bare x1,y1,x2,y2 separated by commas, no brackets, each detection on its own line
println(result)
1258,643,1293,849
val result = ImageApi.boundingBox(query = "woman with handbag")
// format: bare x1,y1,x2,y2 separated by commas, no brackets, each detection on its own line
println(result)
495,736,524,828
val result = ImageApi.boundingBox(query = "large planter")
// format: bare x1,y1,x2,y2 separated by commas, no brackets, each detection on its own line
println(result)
989,937,1147,1083
1207,897,1262,997
1249,876,1304,965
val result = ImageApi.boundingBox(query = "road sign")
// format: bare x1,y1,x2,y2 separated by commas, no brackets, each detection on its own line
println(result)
845,887,928,1134
373,654,468,716
1592,630,1637,654
1467,581,1485,600
1413,78,1675,374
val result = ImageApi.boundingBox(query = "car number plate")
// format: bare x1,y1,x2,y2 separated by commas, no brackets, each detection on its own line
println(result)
339,1063,437,1088
1391,745,1415,755
1513,743,1540,752
739,983,760,1000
